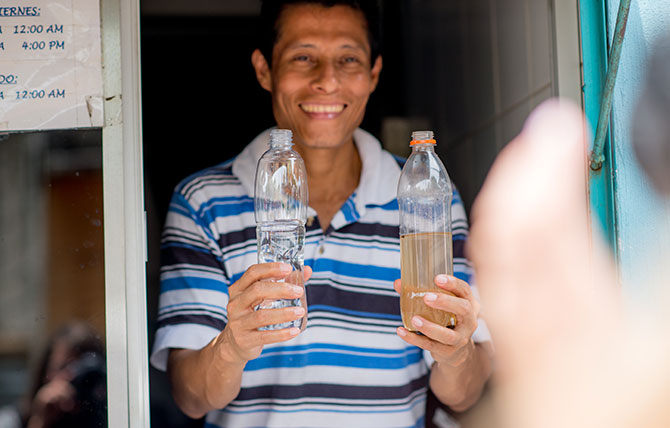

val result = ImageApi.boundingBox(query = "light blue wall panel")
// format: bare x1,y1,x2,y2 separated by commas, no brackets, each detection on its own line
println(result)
605,0,670,305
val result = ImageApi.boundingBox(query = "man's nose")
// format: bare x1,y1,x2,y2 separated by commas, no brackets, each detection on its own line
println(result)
311,61,339,94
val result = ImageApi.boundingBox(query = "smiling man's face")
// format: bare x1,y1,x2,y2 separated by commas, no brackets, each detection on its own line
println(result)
253,3,382,150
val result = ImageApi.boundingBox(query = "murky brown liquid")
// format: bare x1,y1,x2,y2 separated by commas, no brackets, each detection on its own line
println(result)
400,232,456,331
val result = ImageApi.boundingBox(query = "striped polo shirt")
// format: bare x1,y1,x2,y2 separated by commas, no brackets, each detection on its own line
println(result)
150,128,490,428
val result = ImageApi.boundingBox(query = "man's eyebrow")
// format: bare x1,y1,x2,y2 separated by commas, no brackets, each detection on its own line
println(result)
284,42,367,51
285,42,317,50
340,43,366,51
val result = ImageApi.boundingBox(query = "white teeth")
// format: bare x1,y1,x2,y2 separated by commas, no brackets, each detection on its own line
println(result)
301,104,344,113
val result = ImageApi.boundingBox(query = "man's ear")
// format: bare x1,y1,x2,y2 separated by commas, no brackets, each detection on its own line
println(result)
251,49,272,92
369,55,383,93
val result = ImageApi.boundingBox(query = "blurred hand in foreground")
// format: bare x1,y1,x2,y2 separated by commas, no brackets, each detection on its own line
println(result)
466,100,669,428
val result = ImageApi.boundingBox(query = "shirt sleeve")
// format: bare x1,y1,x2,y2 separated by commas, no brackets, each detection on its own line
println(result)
150,189,231,372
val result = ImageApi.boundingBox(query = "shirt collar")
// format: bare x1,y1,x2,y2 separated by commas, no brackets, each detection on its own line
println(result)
232,128,401,222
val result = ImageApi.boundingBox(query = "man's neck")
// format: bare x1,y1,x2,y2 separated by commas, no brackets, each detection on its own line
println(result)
294,140,362,231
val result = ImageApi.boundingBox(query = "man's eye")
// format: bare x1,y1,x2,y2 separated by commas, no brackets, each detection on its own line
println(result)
343,56,360,64
293,55,310,62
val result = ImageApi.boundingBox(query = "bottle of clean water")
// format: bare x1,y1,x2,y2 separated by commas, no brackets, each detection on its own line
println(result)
254,129,308,331
397,130,456,331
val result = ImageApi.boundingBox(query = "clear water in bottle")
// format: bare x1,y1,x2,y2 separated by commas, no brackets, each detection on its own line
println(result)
254,129,308,331
256,220,305,330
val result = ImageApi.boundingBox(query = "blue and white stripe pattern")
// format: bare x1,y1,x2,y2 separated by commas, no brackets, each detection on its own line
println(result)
150,129,490,428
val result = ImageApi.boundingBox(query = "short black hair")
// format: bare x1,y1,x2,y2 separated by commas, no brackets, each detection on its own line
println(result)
258,0,382,68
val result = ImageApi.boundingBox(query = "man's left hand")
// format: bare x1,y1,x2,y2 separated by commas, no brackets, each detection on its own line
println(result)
394,274,480,367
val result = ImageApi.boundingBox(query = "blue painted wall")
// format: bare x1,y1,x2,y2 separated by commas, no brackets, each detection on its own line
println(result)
580,1,617,253
605,0,670,305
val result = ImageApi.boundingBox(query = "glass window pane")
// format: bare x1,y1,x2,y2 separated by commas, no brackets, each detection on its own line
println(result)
0,129,107,428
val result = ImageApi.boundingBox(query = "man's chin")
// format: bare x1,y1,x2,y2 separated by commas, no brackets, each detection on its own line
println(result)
293,131,355,150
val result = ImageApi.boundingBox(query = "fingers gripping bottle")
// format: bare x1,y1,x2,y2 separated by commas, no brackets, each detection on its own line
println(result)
254,129,309,331
397,131,457,331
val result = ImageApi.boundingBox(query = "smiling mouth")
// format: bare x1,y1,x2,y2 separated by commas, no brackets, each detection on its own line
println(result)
300,103,346,114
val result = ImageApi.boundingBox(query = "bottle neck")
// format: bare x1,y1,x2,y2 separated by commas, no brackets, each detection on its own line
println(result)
270,141,294,149
411,143,436,153
411,130,434,141
269,129,293,148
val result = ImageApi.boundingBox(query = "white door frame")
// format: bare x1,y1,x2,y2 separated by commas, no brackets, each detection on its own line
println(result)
101,0,150,425
552,0,583,105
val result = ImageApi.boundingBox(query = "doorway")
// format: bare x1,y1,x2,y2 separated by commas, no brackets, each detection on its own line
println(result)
140,1,560,426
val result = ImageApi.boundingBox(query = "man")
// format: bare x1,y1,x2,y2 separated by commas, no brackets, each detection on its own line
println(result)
150,1,493,426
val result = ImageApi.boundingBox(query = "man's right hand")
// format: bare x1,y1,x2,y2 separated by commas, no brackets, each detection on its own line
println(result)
216,262,310,364
167,262,310,418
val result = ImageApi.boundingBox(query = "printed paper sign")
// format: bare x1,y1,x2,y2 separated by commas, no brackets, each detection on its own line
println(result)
0,1,103,132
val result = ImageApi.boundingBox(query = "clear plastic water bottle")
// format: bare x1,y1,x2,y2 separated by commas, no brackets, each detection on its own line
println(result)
397,130,456,330
254,129,308,331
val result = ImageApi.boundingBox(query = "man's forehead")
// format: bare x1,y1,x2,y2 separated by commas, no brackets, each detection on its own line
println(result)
275,4,369,47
